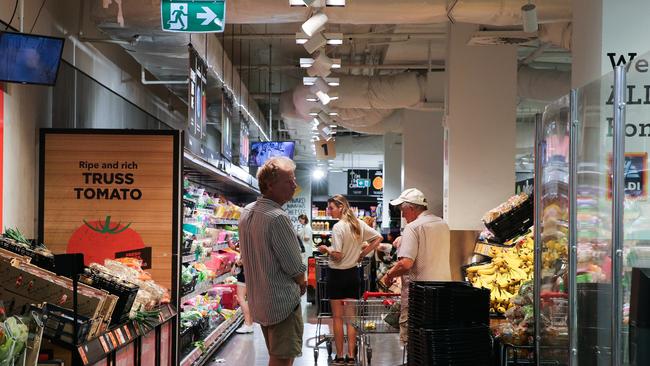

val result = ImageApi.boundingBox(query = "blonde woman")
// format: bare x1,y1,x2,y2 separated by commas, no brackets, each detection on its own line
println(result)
318,194,382,365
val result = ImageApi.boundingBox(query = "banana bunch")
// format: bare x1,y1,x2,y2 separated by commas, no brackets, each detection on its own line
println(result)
542,238,568,269
466,232,534,314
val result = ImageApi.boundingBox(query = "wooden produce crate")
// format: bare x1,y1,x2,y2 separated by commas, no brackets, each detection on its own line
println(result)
0,260,116,322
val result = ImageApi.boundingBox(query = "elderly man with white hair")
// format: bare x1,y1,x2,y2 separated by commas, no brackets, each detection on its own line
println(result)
382,188,451,345
239,156,307,366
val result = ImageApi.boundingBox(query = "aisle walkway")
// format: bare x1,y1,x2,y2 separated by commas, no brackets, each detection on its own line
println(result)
208,298,405,365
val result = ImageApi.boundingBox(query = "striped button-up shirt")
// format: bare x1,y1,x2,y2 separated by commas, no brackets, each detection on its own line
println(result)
239,197,306,326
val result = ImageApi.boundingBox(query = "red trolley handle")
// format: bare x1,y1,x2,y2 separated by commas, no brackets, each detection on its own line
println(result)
362,291,399,300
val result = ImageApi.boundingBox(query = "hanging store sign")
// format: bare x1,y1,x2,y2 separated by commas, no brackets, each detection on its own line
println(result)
316,139,336,160
189,47,207,141
347,169,369,196
240,122,250,167
161,0,226,33
222,96,233,161
368,169,384,197
38,130,181,290
607,152,648,200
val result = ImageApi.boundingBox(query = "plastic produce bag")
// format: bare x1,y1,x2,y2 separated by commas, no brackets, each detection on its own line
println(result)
383,301,401,329
0,317,29,366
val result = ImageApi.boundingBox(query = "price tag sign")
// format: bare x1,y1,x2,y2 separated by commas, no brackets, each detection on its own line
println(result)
315,139,336,160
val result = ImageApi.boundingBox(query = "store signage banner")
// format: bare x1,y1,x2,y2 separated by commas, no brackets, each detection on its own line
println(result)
161,0,226,33
189,47,207,141
316,139,336,160
221,97,233,161
368,169,383,197
239,122,249,167
607,152,648,199
38,130,181,290
347,169,369,196
285,172,311,231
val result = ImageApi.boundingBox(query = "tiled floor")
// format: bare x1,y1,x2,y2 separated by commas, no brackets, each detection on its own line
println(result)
208,297,405,366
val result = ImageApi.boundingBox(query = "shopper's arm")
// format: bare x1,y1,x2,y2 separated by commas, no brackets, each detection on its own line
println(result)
358,236,382,262
383,257,414,285
318,224,343,261
318,245,343,261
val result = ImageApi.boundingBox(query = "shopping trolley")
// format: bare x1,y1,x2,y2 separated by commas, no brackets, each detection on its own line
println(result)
312,256,372,362
343,291,401,366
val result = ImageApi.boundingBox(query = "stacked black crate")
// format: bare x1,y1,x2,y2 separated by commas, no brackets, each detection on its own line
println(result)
408,281,491,366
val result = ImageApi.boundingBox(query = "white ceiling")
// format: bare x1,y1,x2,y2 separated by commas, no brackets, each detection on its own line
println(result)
88,0,572,170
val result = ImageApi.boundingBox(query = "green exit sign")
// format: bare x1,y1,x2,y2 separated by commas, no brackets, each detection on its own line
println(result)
161,0,226,33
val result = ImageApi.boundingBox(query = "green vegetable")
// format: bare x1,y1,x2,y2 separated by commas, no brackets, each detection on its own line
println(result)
133,310,161,330
0,317,28,365
181,266,194,285
3,228,31,245
193,340,206,352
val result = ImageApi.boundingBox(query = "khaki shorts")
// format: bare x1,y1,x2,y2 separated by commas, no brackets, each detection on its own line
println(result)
399,303,408,344
261,304,304,358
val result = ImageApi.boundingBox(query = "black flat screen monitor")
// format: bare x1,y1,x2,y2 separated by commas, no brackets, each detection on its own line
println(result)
249,141,295,167
0,31,65,86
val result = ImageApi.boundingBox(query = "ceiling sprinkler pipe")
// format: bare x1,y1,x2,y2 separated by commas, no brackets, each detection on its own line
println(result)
140,67,189,85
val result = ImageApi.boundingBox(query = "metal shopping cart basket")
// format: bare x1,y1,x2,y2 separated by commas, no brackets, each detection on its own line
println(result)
312,256,372,362
343,292,401,366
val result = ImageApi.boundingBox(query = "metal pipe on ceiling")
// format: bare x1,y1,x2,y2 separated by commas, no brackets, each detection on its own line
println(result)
237,64,445,71
223,32,446,41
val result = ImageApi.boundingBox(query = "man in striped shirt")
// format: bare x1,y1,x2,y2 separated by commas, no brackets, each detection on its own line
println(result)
239,156,307,366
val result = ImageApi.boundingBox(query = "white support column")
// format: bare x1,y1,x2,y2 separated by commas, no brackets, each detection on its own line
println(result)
444,23,518,230
382,132,402,228
402,110,445,217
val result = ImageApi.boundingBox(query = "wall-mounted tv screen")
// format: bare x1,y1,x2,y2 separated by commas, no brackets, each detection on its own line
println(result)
0,31,65,86
249,141,296,167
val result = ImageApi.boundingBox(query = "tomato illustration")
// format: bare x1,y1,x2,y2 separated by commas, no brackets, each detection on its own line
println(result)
67,216,145,266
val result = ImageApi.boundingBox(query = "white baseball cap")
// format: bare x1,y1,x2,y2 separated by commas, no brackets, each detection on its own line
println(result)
390,188,428,208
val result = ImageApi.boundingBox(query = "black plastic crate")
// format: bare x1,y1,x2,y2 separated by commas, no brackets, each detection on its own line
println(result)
36,303,92,345
81,270,139,326
484,195,534,242
408,282,490,328
180,275,198,297
0,237,56,271
181,238,194,255
408,326,491,366
194,316,210,337
179,325,196,351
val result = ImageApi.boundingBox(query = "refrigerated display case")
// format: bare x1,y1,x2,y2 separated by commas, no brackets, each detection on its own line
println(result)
621,50,650,366
532,60,648,366
570,68,616,366
534,95,571,365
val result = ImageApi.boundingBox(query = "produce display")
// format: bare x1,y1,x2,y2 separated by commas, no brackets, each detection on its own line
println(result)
88,258,170,318
0,311,29,366
466,231,534,314
180,180,244,357
0,229,55,270
482,192,530,224
491,281,535,352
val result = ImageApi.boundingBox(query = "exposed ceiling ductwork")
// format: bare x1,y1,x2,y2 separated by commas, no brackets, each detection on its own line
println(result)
281,66,570,135
226,0,571,25
93,0,572,32
90,0,573,158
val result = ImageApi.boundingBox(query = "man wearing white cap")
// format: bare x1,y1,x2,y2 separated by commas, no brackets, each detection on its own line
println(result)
383,188,451,344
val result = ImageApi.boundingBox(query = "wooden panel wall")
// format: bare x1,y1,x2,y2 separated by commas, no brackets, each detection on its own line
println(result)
41,132,176,289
